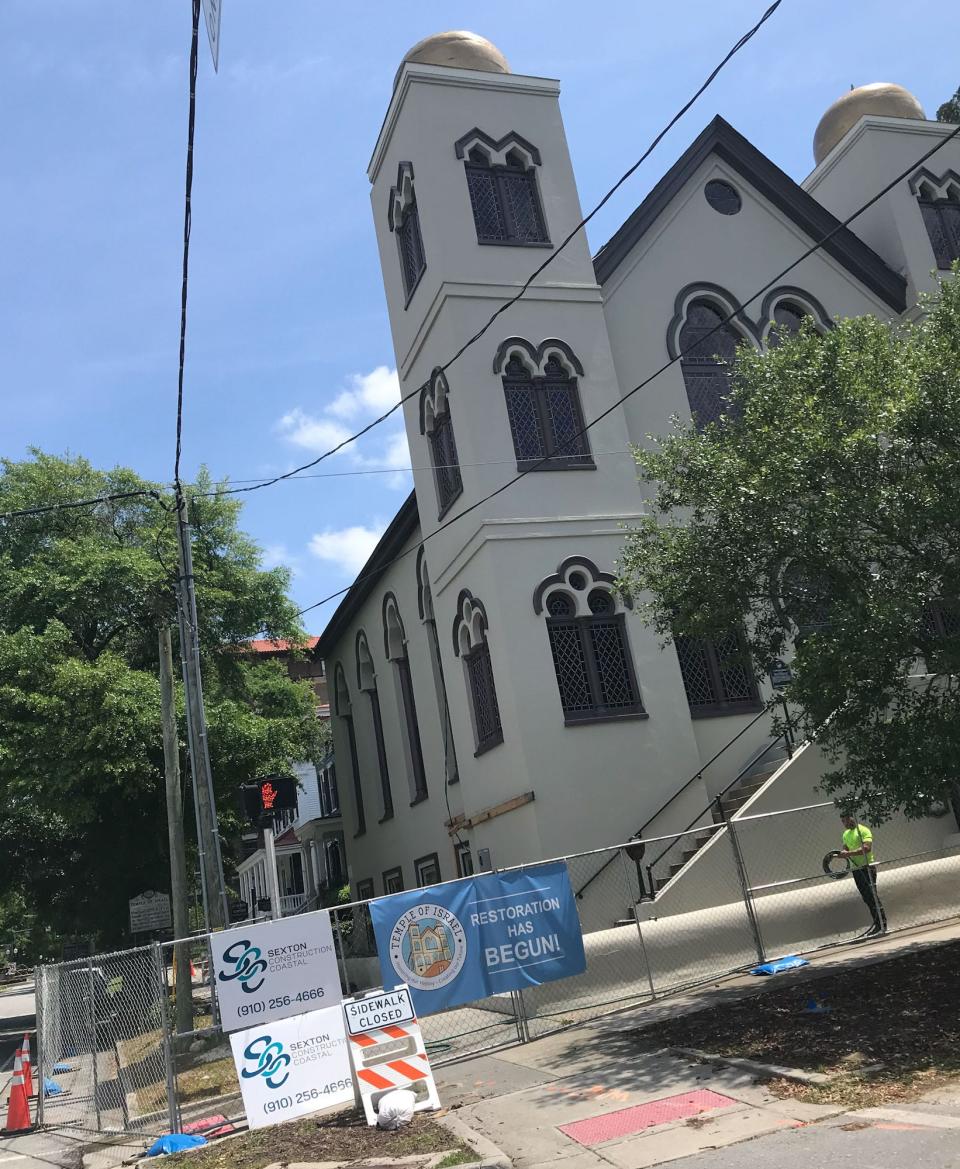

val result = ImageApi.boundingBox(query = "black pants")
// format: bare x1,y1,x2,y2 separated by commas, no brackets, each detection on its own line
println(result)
852,865,886,928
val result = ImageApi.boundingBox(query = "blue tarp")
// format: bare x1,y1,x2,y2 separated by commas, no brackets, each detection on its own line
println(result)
43,1077,63,1097
145,1133,208,1157
749,955,809,976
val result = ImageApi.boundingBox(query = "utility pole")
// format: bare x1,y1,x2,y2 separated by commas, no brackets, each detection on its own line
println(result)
175,494,228,931
159,627,194,1037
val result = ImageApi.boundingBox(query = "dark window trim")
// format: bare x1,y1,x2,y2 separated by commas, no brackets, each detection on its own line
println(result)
464,155,550,246
918,197,960,270
382,866,404,895
395,654,428,802
414,852,441,887
428,408,463,519
356,878,375,901
502,366,594,471
364,689,394,822
397,203,427,308
465,641,504,755
675,632,762,718
547,610,646,723
455,841,474,878
344,715,366,837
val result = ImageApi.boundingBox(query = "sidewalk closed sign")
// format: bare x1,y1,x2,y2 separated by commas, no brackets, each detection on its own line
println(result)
343,985,440,1125
369,861,586,1015
211,912,341,1033
229,1005,353,1130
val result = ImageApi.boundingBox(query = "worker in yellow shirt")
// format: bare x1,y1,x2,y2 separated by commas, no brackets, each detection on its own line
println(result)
839,814,887,936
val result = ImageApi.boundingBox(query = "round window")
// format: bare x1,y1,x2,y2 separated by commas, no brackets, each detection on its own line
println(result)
704,179,742,215
587,589,614,615
568,571,587,591
546,592,575,618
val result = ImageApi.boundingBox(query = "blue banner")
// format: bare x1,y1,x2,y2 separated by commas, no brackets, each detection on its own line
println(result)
369,861,586,1015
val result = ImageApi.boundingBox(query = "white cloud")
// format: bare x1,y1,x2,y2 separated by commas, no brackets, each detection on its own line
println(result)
327,366,400,421
276,366,411,489
309,525,387,575
261,543,304,578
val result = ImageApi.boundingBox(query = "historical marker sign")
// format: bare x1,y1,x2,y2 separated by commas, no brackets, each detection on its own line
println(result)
129,890,172,934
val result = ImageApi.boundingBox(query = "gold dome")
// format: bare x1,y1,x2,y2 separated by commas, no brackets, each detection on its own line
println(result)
395,31,510,89
814,83,926,164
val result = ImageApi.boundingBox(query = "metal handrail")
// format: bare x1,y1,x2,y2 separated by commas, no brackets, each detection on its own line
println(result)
574,706,778,903
643,727,794,884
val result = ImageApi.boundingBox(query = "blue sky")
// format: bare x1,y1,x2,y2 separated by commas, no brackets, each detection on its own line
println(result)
1,1,956,629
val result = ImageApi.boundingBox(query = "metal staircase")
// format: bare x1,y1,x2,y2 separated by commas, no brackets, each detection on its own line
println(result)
575,707,797,917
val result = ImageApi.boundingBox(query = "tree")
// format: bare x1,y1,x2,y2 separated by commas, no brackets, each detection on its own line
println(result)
618,267,960,822
938,86,960,124
0,453,326,950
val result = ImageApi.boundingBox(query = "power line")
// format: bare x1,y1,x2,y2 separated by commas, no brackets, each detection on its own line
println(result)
295,120,960,621
0,489,160,522
203,0,785,501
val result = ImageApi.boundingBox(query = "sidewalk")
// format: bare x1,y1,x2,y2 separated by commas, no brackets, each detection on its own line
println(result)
433,916,960,1169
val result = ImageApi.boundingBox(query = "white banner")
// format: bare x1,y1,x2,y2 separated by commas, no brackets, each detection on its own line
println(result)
200,0,222,71
230,1006,353,1130
343,986,440,1125
211,913,341,1033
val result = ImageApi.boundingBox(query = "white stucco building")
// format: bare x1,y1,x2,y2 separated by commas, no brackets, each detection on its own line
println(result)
316,34,960,903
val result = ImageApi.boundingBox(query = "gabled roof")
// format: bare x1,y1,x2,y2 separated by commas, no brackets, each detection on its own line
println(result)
315,491,420,658
248,636,321,655
593,116,907,313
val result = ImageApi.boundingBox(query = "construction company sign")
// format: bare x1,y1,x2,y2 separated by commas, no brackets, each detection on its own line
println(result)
343,986,440,1125
229,1004,353,1130
369,861,586,1015
212,913,341,1033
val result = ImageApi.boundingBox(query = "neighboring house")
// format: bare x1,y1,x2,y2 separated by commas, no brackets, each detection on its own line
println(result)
317,35,960,903
236,638,345,917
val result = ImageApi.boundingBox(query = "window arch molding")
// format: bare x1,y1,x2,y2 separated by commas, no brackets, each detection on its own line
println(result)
355,629,393,821
387,161,426,304
418,368,463,518
333,661,352,717
910,167,960,271
452,589,503,754
534,557,644,724
416,546,433,622
381,592,428,802
666,284,759,360
493,338,591,470
533,555,632,615
454,128,542,168
758,287,831,344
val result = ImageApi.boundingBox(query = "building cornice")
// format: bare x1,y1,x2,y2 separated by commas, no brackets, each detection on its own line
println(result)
592,115,907,313
802,116,959,194
368,66,561,184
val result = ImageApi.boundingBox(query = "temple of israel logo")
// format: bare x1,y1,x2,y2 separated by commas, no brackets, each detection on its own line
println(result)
388,904,468,991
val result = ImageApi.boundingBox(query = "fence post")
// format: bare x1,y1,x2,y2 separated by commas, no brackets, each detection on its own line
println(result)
152,944,179,1135
618,849,657,1001
35,967,45,1128
719,802,766,965
511,988,530,1044
332,909,351,997
86,958,102,1132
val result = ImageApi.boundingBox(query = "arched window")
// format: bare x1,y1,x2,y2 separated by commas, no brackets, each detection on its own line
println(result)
356,631,393,821
678,298,750,429
455,130,548,245
534,558,645,724
419,368,463,517
417,550,459,784
388,162,426,303
914,173,960,270
453,590,503,755
383,594,428,802
494,338,592,470
333,664,365,836
760,289,831,348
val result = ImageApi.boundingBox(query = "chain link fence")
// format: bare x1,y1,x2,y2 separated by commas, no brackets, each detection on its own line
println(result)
34,800,960,1138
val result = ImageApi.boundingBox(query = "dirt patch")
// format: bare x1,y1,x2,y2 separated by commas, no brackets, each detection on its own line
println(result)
629,940,960,1108
165,1110,471,1169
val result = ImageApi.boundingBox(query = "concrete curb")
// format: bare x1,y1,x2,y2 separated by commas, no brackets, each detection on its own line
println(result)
434,1111,512,1169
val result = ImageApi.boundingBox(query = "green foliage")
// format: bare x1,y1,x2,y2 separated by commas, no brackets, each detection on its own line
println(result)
618,266,960,821
0,453,323,949
937,86,960,124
